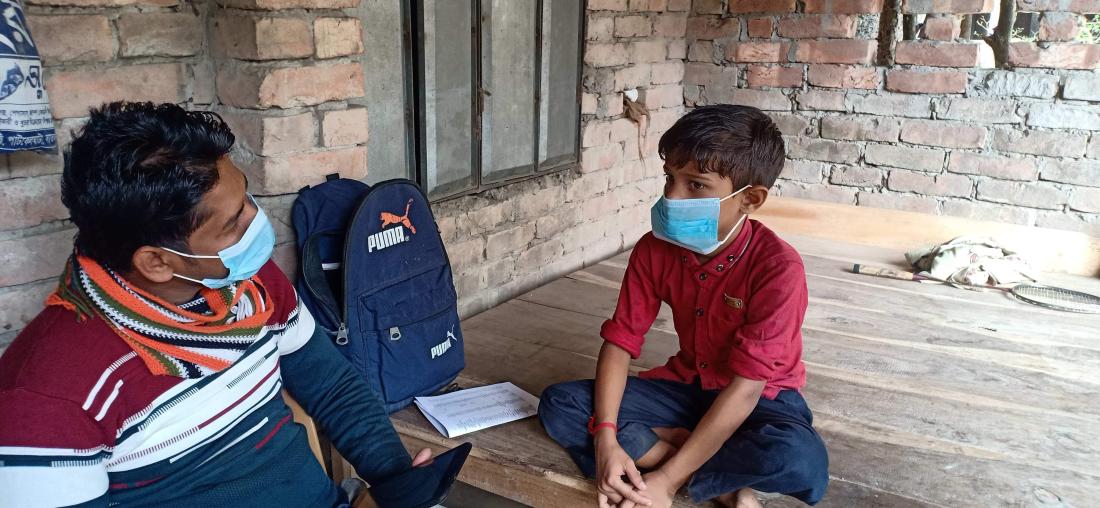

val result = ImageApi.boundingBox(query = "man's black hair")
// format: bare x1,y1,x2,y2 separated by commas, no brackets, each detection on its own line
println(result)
61,102,235,271
658,104,786,189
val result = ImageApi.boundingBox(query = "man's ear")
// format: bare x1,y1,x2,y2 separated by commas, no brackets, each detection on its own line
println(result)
739,186,769,215
131,246,177,284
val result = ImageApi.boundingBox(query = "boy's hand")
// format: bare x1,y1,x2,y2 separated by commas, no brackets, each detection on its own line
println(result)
637,469,679,508
594,431,651,507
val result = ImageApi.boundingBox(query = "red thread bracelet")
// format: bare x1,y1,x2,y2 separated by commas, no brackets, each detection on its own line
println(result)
587,417,617,436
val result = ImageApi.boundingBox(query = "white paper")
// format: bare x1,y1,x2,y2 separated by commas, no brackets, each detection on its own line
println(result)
413,382,540,438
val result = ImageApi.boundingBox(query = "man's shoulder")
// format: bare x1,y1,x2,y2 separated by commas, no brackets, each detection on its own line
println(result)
0,306,136,404
257,260,301,324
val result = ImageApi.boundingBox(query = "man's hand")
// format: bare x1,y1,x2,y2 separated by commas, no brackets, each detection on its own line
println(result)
411,447,433,467
594,430,651,508
636,469,680,508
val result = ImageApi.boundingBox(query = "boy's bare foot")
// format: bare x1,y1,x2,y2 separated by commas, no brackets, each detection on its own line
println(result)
635,438,679,469
653,426,691,448
715,488,763,508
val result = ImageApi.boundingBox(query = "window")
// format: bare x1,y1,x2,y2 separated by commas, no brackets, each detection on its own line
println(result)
411,0,585,201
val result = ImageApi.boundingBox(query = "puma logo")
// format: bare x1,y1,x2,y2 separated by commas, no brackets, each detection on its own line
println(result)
380,198,416,234
431,325,458,359
368,199,416,252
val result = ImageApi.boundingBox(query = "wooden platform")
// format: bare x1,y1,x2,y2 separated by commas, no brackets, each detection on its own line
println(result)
387,234,1100,507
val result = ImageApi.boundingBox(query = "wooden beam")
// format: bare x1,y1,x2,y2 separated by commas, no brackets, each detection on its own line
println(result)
753,196,1100,276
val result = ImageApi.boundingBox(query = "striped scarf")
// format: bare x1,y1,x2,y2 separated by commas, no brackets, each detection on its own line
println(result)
47,254,275,378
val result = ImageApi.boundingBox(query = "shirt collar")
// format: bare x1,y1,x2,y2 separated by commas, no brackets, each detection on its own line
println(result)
676,219,755,274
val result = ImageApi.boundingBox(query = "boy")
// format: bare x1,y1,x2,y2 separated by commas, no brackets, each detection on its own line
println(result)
538,105,828,508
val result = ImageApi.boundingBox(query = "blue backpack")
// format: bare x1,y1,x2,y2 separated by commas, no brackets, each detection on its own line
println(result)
292,175,465,413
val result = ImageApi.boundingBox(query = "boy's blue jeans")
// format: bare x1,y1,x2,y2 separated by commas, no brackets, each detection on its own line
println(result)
538,377,829,504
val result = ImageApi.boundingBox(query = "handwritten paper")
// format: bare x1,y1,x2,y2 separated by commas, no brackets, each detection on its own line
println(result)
414,382,540,438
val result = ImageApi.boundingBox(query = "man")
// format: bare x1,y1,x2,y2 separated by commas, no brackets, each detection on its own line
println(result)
0,102,456,507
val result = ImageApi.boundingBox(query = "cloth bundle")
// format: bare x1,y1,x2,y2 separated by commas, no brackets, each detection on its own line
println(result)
905,236,1036,288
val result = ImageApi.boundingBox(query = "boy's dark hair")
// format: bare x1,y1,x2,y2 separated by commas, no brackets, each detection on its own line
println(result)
61,102,235,271
658,104,786,189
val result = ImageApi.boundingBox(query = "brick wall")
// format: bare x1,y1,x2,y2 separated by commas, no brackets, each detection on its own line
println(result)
685,0,1100,234
0,0,682,350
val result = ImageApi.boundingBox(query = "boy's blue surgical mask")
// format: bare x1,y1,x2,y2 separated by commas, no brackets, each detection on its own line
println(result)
163,195,276,289
650,185,750,255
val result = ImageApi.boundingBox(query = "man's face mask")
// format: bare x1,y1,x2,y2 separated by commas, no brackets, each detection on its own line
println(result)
650,185,750,255
162,195,276,289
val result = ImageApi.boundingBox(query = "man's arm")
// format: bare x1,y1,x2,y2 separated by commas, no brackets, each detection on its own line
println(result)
657,376,764,489
280,325,413,483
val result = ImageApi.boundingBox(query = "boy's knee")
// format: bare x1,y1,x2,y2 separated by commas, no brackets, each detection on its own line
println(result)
537,380,592,421
781,434,829,494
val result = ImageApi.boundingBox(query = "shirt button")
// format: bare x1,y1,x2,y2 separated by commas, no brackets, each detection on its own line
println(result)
681,256,688,263
727,255,735,262
696,308,704,316
699,361,708,369
716,264,724,272
699,273,707,281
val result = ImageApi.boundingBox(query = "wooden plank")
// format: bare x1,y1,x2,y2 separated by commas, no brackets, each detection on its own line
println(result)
754,196,1100,276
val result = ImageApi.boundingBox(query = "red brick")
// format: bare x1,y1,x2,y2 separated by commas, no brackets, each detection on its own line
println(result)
46,63,185,119
26,15,113,64
322,108,368,147
769,113,811,136
192,61,216,106
821,115,901,142
243,147,367,195
747,65,804,88
5,151,63,179
630,41,667,63
804,0,884,13
214,15,312,61
117,13,202,57
1016,0,1100,11
895,41,979,67
794,40,876,64
615,15,652,37
314,18,363,59
796,90,846,111
807,64,880,89
585,43,630,67
786,137,860,162
581,143,624,173
222,112,317,155
629,0,667,10
865,143,946,172
830,165,884,187
684,62,738,87
948,152,1038,181
976,180,1066,210
28,0,175,5
671,39,689,59
1039,159,1100,187
693,0,723,13
1070,187,1100,213
992,127,1088,158
714,88,792,111
902,0,993,13
0,228,74,287
1038,12,1079,42
0,280,52,335
688,40,715,62
1007,43,1100,70
921,16,961,41
642,84,683,109
217,0,359,8
887,170,972,198
650,62,685,84
781,160,827,183
0,175,66,231
886,69,967,93
667,0,691,10
777,15,858,39
687,16,741,40
653,14,688,37
587,17,614,42
726,42,790,63
943,200,1035,225
218,62,365,109
747,17,775,38
901,119,986,148
728,0,797,12
614,64,651,90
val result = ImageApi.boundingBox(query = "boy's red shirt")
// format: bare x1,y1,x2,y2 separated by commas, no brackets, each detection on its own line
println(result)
601,219,807,399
